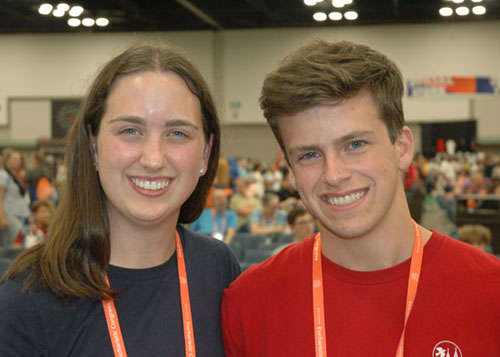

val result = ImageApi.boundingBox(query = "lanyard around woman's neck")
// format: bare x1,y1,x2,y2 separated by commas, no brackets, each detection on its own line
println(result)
312,219,424,357
102,230,196,357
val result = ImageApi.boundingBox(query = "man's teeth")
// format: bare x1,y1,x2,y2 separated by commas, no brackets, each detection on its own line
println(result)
131,178,169,191
326,190,366,206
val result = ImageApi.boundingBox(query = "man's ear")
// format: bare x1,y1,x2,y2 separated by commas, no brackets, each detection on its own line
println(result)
396,126,414,172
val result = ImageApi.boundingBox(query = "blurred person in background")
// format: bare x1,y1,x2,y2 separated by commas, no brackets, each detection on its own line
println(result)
229,177,261,232
0,148,30,247
457,224,492,252
273,207,315,254
250,192,287,236
12,199,55,249
191,188,237,244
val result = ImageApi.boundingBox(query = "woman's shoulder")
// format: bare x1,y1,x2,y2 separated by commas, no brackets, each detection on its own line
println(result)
180,225,234,256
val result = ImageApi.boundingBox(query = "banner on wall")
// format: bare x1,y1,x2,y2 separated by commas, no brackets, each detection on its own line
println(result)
407,76,498,98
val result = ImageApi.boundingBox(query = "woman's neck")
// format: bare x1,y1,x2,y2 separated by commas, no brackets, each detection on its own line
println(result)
108,216,178,269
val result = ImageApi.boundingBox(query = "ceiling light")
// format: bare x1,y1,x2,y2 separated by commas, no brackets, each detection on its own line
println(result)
344,0,353,4
313,12,327,21
471,0,483,2
439,7,453,16
68,18,81,27
344,11,358,20
52,9,65,17
472,5,486,15
452,0,464,3
332,0,345,8
329,12,343,21
455,6,470,16
304,0,317,6
57,3,70,12
38,4,53,15
82,18,95,27
96,17,110,26
69,6,84,17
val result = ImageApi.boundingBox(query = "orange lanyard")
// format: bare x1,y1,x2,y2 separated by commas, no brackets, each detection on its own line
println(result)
102,231,196,357
312,220,423,357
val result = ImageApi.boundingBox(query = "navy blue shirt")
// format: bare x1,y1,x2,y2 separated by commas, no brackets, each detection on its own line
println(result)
0,226,240,356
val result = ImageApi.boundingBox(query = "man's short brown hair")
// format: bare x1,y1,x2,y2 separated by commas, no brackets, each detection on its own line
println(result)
260,39,405,159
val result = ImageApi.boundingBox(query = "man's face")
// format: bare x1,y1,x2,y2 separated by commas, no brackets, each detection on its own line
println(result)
281,91,413,240
213,190,228,211
291,212,315,241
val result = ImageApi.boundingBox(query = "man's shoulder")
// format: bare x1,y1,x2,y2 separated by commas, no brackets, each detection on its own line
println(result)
429,230,500,274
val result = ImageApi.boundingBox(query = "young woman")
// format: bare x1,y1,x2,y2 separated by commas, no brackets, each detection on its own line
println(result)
0,41,240,356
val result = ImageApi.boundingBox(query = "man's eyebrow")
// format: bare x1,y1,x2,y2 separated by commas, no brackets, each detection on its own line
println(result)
332,130,374,145
288,130,374,156
107,116,199,130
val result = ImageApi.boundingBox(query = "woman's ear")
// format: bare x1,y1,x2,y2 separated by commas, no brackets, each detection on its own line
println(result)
88,125,99,167
200,134,214,176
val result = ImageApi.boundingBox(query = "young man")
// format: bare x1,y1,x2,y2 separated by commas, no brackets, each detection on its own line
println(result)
221,39,500,356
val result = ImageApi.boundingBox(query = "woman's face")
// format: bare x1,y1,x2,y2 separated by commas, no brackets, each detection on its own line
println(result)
92,70,211,228
6,152,22,172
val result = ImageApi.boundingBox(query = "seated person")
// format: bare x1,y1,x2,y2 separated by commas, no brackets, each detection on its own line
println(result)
13,199,55,249
277,171,301,212
457,224,492,252
229,177,261,232
250,193,287,236
273,207,316,254
190,189,237,244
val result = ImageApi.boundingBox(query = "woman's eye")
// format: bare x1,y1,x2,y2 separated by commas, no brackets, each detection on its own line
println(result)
170,130,187,138
348,141,365,150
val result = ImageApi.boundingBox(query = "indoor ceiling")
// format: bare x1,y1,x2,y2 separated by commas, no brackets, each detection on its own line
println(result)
1,0,499,34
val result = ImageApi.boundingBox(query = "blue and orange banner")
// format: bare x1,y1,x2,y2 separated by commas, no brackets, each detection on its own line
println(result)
407,76,497,98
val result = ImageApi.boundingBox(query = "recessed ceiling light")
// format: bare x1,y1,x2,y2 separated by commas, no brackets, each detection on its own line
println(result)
343,0,353,4
82,18,95,27
96,18,110,27
471,0,483,2
455,6,470,16
332,0,345,8
344,11,358,20
472,5,486,15
57,3,70,12
304,0,317,6
38,4,53,15
452,0,464,3
52,9,65,17
68,18,81,27
439,7,453,16
69,6,84,17
313,12,327,21
329,12,343,21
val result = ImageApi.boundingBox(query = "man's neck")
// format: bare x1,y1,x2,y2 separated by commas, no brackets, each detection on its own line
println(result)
319,219,432,272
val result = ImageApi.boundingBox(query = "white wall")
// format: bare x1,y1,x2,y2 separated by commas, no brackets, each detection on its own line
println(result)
222,22,500,139
0,31,215,128
1,21,500,154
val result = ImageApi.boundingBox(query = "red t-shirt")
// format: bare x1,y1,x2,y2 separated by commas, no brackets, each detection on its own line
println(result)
221,232,500,356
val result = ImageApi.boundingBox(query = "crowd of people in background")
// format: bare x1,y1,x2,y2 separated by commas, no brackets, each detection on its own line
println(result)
1,146,500,255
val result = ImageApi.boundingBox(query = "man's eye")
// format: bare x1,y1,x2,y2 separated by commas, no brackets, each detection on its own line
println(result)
348,141,365,149
301,152,318,160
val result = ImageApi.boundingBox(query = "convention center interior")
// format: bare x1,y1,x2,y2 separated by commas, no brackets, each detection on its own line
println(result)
1,0,500,274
